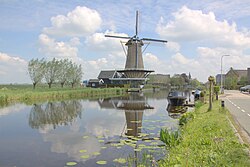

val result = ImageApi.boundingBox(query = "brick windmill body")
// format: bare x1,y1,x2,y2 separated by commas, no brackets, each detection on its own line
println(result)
105,11,167,88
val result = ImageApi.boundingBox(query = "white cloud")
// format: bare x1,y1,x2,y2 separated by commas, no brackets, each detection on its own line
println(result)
143,52,170,74
157,6,250,48
38,34,79,59
165,47,250,82
142,49,248,83
82,53,126,79
43,6,102,37
0,52,29,83
42,130,101,162
85,31,129,53
165,41,180,52
0,104,28,117
172,53,191,64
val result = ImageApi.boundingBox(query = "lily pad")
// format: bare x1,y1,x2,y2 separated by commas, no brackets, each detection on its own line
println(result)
150,142,159,145
93,152,101,156
111,143,124,147
83,136,89,139
113,158,126,164
126,135,134,138
79,149,87,153
81,155,90,159
66,162,77,166
98,140,105,143
134,148,141,152
96,160,107,165
139,133,148,137
138,144,146,148
130,120,141,123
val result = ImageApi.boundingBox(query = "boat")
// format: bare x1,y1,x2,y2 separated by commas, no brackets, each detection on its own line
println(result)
167,91,187,106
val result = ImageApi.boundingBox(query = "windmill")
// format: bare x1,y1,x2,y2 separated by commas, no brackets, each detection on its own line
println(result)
105,11,167,87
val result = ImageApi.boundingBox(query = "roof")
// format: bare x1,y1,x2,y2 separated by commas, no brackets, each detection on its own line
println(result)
98,70,116,79
88,79,100,82
226,69,247,78
235,70,247,78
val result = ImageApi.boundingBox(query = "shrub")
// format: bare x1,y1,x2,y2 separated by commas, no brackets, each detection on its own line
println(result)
200,91,204,97
214,86,220,93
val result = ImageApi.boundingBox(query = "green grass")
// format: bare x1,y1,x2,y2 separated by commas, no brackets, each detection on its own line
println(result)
0,84,127,106
160,101,250,167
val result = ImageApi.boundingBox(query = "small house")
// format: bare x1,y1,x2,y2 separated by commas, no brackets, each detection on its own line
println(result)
97,70,125,85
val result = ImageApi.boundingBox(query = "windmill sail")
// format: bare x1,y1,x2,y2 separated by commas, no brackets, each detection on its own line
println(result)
104,35,130,39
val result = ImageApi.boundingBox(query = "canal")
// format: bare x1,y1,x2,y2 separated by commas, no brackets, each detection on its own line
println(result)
0,90,190,167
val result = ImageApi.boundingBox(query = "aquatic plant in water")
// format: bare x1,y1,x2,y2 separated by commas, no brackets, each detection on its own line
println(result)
179,112,194,126
160,129,181,148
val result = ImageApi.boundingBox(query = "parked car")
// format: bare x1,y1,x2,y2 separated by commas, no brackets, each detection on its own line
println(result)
240,85,250,92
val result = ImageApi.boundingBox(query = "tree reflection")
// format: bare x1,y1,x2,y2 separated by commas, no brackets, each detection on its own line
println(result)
29,100,82,129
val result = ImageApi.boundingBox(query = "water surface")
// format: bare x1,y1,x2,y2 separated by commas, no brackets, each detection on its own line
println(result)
0,90,187,167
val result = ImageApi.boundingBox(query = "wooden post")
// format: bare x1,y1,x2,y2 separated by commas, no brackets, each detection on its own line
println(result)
208,76,215,111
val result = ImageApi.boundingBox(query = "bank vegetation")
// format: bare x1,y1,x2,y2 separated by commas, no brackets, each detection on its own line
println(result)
0,84,126,106
160,101,250,166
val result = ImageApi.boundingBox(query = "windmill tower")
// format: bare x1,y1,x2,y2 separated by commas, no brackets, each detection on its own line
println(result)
105,11,167,87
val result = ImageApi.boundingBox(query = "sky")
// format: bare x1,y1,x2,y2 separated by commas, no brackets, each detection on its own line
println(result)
1,0,250,84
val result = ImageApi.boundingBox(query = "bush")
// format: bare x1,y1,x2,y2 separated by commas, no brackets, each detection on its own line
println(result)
214,86,220,93
200,91,204,97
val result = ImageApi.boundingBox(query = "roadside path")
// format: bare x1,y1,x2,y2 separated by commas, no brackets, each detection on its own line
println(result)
220,90,250,140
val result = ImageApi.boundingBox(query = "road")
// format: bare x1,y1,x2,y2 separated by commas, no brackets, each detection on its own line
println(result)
220,90,250,138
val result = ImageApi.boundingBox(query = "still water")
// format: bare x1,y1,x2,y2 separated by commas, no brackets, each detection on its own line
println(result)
0,90,189,167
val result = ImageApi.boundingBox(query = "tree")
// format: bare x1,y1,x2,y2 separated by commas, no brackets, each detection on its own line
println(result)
44,58,60,88
170,75,185,88
208,76,215,111
225,76,237,90
190,79,201,88
28,58,45,89
57,59,71,88
68,63,83,88
238,76,248,86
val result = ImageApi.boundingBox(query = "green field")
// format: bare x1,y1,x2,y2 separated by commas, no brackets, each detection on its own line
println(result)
0,84,126,106
160,101,250,167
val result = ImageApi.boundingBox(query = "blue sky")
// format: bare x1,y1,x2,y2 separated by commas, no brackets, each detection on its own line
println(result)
1,0,250,83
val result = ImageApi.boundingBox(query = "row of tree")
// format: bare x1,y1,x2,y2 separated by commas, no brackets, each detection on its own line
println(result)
28,58,83,89
170,73,201,89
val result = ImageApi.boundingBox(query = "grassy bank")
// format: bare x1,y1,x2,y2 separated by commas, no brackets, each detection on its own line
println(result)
160,101,250,166
0,84,126,106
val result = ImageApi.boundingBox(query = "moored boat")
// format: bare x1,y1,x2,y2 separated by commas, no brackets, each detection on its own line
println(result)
167,91,187,106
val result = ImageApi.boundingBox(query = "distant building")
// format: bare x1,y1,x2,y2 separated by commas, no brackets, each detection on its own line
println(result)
147,74,170,87
225,67,247,82
215,74,226,86
223,67,250,89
